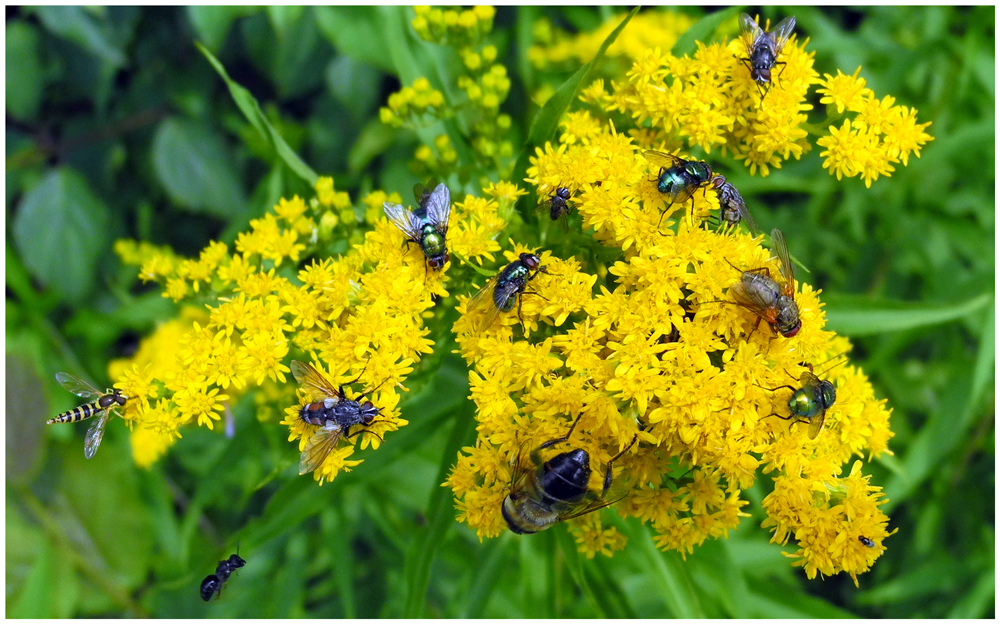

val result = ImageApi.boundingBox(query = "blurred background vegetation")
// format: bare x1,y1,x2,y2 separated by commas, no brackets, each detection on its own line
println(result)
5,5,994,618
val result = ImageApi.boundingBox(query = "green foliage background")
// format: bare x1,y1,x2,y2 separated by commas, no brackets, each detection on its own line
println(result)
5,6,994,618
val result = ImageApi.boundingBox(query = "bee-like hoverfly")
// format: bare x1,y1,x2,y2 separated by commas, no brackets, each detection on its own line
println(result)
200,541,246,601
643,151,714,231
539,186,572,222
502,414,638,534
710,174,760,236
466,252,549,333
290,360,384,475
728,228,801,338
765,354,847,439
382,182,451,270
738,13,796,99
48,372,129,459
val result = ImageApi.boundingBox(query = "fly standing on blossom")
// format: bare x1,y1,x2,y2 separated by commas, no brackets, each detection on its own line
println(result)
48,372,129,459
738,13,797,99
200,542,246,601
539,186,572,223
290,360,385,475
644,150,714,232
859,536,876,548
764,353,847,439
502,413,638,534
383,182,452,271
710,174,760,236
726,228,801,338
466,252,549,333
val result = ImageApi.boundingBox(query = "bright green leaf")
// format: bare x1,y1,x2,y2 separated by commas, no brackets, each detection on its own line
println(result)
671,7,740,56
151,118,246,218
348,118,398,174
12,168,109,302
314,6,395,73
266,6,305,38
823,292,992,336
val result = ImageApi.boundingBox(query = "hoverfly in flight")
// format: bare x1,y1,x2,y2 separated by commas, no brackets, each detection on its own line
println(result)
48,372,129,459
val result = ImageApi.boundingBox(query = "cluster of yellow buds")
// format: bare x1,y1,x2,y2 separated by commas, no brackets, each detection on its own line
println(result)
411,5,496,48
379,77,447,129
412,134,459,177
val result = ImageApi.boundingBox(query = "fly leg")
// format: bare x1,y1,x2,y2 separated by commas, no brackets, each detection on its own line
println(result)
601,435,638,495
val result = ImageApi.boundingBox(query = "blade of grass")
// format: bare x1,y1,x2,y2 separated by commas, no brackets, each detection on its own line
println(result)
459,535,513,617
552,527,607,617
402,399,477,617
196,42,317,186
630,522,704,617
511,7,639,220
823,292,991,336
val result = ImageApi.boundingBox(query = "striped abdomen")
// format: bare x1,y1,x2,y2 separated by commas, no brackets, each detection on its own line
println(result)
48,401,104,424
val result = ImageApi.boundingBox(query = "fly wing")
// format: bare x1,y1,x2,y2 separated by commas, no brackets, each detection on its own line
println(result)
83,409,111,459
482,276,526,332
290,360,341,404
382,201,424,241
727,184,761,237
465,274,503,333
770,228,796,297
739,13,764,52
56,372,103,400
806,410,826,439
422,183,452,236
643,150,684,172
798,371,826,439
770,16,797,55
299,425,342,475
729,278,778,319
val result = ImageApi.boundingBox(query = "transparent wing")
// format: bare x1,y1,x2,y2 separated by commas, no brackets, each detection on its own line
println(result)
484,277,527,330
290,360,341,404
422,183,451,235
729,278,778,318
739,13,764,51
83,409,111,459
560,490,630,522
382,202,424,241
299,425,342,475
56,372,103,399
770,228,795,296
806,410,826,440
643,150,685,171
465,273,504,333
735,193,761,237
770,16,797,54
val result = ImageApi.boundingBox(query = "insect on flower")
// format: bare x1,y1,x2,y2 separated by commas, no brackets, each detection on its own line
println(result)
710,174,760,237
727,228,801,338
290,360,384,475
383,182,452,271
764,353,847,439
859,536,876,548
502,414,638,535
466,252,549,333
48,372,129,459
539,186,572,222
738,12,797,99
644,150,714,231
200,541,246,601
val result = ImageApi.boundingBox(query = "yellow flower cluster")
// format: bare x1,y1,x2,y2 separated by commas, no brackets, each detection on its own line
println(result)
816,68,934,187
444,40,896,580
529,9,696,70
379,77,447,128
412,5,495,49
113,176,506,482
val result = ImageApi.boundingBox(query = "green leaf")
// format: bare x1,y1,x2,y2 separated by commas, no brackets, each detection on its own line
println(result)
12,168,110,302
266,6,305,37
512,7,639,219
630,522,704,618
326,55,383,121
186,6,258,51
6,21,45,122
8,537,55,618
196,42,319,186
34,6,125,67
314,6,395,73
968,297,994,414
671,7,740,56
348,118,399,174
823,292,992,336
151,118,246,219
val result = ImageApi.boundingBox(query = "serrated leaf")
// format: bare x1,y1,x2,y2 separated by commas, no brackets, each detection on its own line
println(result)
6,21,45,122
12,168,109,301
151,118,246,218
823,292,991,336
197,42,318,186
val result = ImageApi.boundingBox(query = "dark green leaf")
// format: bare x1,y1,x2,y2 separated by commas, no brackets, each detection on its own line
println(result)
186,6,258,51
671,7,741,56
34,6,125,67
6,21,45,122
151,118,246,218
630,523,704,617
314,6,395,73
266,6,305,38
823,292,992,336
348,118,398,174
12,168,109,301
197,42,319,186
326,55,382,121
